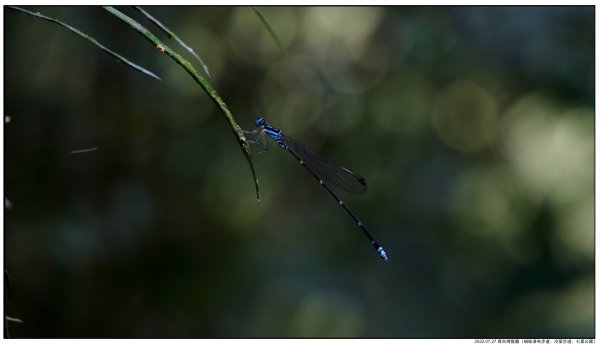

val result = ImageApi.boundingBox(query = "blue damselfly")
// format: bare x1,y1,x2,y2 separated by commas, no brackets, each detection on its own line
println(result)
245,117,388,261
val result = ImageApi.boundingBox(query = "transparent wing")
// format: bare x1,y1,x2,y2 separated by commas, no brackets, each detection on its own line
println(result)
280,134,367,195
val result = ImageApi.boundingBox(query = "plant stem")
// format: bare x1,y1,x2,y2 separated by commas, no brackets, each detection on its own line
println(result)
104,6,260,202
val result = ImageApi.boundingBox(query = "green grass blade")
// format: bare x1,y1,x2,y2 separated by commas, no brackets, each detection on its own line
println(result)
251,6,286,57
103,6,260,202
5,316,23,324
7,6,161,81
133,6,212,80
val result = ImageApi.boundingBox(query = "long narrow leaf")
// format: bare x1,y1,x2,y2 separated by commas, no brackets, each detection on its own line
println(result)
103,6,260,202
133,6,211,80
7,6,161,81
4,316,23,324
251,7,286,57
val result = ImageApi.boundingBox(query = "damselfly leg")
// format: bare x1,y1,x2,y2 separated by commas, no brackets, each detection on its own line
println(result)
243,128,269,154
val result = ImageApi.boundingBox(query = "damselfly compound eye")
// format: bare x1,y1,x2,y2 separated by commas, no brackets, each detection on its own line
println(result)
255,117,266,127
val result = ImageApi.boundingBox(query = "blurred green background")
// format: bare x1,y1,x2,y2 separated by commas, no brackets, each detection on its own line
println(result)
4,6,594,338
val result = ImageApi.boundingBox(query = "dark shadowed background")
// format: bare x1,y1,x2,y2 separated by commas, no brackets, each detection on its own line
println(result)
4,6,594,338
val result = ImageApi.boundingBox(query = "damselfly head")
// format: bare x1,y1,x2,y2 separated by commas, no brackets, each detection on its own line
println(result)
255,117,266,127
